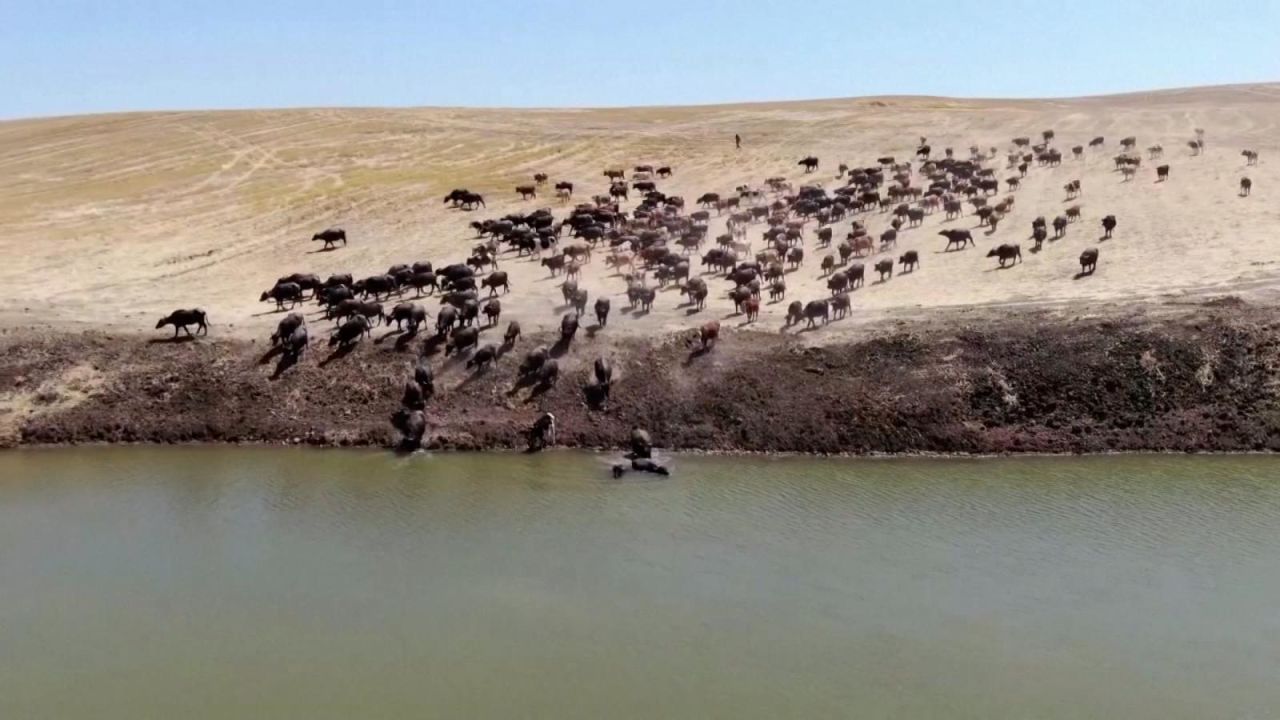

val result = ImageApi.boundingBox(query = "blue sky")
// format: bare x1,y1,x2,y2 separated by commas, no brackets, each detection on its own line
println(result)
3,0,1278,119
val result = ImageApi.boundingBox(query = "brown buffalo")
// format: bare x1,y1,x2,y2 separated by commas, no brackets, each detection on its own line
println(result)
260,282,303,310
803,300,829,328
446,326,480,356
388,302,428,333
1101,215,1117,239
312,228,347,249
831,294,850,319
541,254,567,276
874,259,893,281
482,300,501,326
329,315,371,348
271,312,304,345
846,263,865,289
697,320,720,349
1079,248,1099,275
482,272,510,296
560,313,579,341
939,229,973,251
987,243,1022,267
466,343,500,371
786,301,803,326
595,297,611,327
156,308,208,337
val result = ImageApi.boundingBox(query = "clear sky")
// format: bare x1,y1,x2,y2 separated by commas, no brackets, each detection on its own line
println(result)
3,0,1278,119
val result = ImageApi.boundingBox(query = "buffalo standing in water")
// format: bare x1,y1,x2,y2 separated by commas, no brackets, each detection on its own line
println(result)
527,412,556,452
390,408,426,450
629,427,653,459
613,459,670,477
156,309,208,337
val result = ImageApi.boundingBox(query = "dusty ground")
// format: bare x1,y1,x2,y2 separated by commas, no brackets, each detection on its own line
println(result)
2,84,1279,340
2,85,1280,451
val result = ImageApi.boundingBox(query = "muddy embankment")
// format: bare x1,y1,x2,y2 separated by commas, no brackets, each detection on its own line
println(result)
3,302,1280,454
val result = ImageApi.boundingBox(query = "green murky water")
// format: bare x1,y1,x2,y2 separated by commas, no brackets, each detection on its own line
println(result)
2,448,1279,719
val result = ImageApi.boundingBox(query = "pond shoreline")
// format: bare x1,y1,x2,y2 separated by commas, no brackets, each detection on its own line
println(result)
3,301,1280,455
8,440,1280,462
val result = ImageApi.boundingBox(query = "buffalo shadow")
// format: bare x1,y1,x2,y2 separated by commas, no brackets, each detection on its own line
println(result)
318,343,357,367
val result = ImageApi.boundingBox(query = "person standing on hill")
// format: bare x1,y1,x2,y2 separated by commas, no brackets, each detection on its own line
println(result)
735,133,741,150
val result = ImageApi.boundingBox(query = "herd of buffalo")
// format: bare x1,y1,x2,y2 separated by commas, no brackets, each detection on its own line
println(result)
154,126,1259,448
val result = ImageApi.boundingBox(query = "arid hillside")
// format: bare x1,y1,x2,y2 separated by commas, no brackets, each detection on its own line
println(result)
2,84,1279,340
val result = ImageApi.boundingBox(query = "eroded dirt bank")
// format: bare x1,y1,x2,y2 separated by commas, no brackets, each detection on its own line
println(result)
4,303,1280,454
